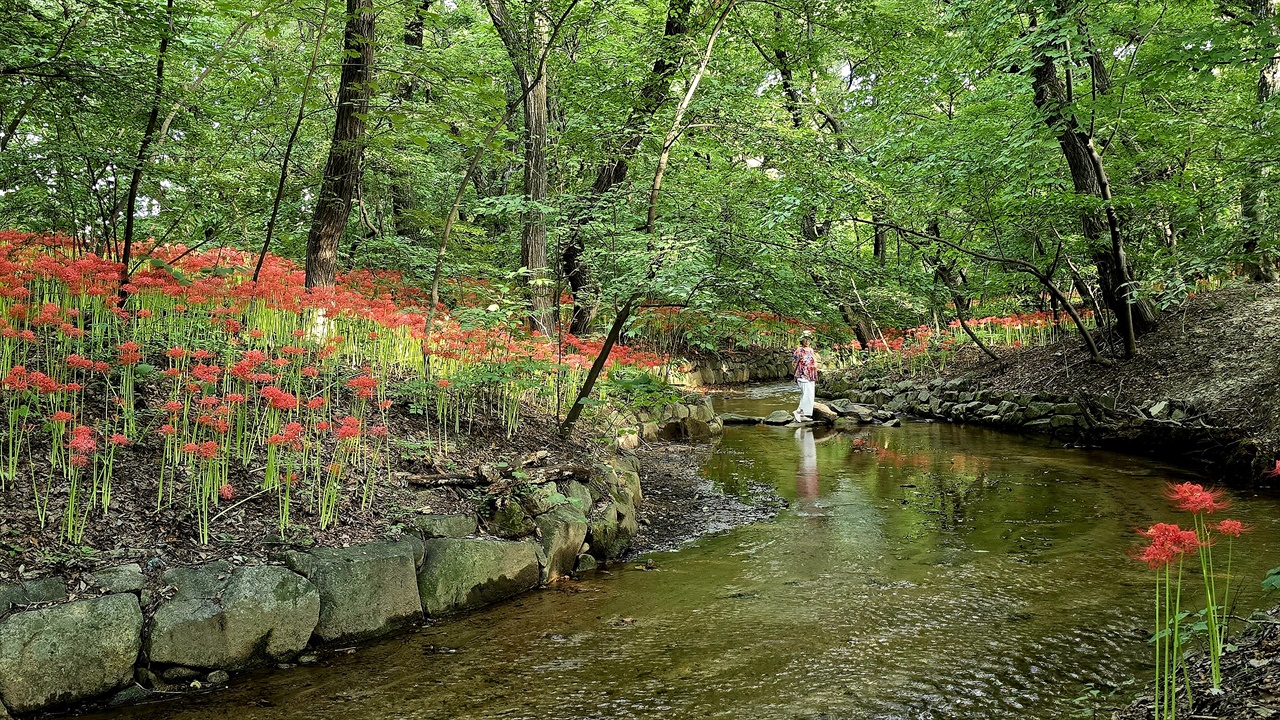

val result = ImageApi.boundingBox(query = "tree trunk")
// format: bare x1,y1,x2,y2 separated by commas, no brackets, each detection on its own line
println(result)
485,0,556,334
562,0,695,334
388,0,433,248
520,34,555,335
119,0,174,297
560,0,731,438
1027,30,1155,357
1244,0,1280,282
304,0,374,289
255,0,330,282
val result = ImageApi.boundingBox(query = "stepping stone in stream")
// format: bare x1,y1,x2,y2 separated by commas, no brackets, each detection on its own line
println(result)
720,413,764,425
763,410,794,425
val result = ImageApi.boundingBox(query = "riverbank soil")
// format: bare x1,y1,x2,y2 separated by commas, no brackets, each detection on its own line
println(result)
627,442,785,556
866,284,1280,478
1116,605,1280,719
0,401,609,582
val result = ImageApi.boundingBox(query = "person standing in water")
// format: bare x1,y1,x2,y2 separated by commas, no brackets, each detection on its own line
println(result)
792,332,818,422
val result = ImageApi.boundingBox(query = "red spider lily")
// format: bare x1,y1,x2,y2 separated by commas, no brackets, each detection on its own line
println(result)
2,366,28,391
118,341,143,365
1267,460,1280,478
66,426,97,454
182,442,200,454
347,375,378,391
109,434,129,446
1216,519,1249,537
49,411,74,424
1134,523,1200,569
198,441,219,459
163,401,183,413
260,387,299,411
219,484,235,501
1165,482,1230,514
159,424,177,436
191,364,223,384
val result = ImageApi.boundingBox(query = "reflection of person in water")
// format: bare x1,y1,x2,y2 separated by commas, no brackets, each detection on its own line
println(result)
795,428,819,499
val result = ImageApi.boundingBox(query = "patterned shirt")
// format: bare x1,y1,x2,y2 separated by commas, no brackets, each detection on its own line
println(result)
793,346,817,382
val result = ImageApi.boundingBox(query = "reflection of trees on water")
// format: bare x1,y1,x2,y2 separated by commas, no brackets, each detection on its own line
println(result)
838,433,999,532
703,450,754,497
908,470,998,530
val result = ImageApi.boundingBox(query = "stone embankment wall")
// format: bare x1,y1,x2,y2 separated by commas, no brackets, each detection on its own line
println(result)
820,375,1240,466
0,444,663,718
608,396,723,449
669,349,857,387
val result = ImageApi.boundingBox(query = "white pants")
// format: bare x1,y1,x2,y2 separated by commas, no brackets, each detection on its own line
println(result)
796,379,815,416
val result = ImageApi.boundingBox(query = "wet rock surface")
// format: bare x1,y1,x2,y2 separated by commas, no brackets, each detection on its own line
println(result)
416,538,541,616
0,594,142,713
146,563,320,670
284,539,423,643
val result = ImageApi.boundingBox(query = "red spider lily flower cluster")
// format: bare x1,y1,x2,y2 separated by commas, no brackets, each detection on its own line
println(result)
0,230,704,543
1215,519,1248,537
1135,523,1200,569
1165,482,1230,514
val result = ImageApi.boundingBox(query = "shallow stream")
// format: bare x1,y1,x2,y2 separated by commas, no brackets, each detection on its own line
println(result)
99,383,1280,720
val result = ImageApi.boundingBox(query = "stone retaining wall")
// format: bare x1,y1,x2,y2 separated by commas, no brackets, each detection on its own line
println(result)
820,374,1234,459
607,396,724,449
669,349,857,387
0,447,653,717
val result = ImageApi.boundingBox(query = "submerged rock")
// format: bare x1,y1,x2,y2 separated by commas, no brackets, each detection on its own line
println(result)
0,594,142,713
720,413,762,425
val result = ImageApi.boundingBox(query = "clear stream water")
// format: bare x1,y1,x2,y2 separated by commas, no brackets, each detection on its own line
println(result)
97,383,1280,720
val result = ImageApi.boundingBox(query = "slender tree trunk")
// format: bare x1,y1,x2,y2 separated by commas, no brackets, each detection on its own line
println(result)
1244,0,1280,282
562,0,695,334
872,209,887,265
0,88,43,155
646,2,732,234
255,0,330,282
119,0,174,298
485,0,556,334
388,0,433,247
304,0,374,289
561,1,731,437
